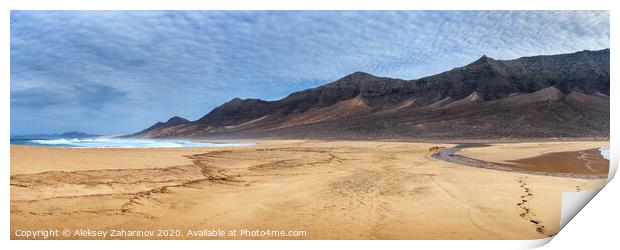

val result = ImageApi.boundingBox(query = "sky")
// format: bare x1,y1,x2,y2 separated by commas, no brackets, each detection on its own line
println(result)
10,11,610,135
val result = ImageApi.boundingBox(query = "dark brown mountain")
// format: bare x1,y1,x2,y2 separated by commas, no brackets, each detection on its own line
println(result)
132,49,610,140
134,116,189,137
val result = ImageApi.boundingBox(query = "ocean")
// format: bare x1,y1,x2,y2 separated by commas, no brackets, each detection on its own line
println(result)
10,138,251,148
600,147,610,160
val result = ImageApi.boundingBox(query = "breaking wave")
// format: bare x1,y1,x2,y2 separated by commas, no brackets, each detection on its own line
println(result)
14,138,250,148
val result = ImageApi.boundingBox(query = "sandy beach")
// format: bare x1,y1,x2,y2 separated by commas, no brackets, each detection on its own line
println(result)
10,140,608,240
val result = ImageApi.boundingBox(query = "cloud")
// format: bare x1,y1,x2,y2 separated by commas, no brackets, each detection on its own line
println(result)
11,83,127,109
10,10,610,134
73,84,128,109
11,87,69,108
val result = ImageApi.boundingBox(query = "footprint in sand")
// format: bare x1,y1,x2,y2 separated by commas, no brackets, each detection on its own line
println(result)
515,177,553,237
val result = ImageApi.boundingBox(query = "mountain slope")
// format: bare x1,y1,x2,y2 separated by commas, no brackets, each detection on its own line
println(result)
133,116,190,138
132,49,609,140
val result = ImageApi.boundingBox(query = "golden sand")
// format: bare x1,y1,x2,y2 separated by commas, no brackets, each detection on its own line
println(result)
10,140,608,239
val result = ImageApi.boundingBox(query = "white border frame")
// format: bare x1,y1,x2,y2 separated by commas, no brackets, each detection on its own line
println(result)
2,1,616,249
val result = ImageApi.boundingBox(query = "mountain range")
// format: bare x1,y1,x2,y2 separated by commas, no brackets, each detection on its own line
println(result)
132,49,610,140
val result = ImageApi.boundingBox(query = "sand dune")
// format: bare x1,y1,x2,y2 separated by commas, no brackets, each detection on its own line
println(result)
10,140,607,239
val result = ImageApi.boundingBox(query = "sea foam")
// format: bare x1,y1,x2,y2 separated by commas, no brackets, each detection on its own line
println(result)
30,138,73,145
600,147,610,160
19,138,250,148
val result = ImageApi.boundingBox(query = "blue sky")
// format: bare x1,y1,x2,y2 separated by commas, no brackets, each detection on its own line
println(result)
10,11,609,135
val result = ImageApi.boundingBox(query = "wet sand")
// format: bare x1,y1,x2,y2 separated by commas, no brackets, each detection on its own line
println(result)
501,149,608,175
456,141,608,164
10,140,608,240
434,145,608,179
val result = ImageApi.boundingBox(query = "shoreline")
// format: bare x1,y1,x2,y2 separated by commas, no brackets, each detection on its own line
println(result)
9,138,253,149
